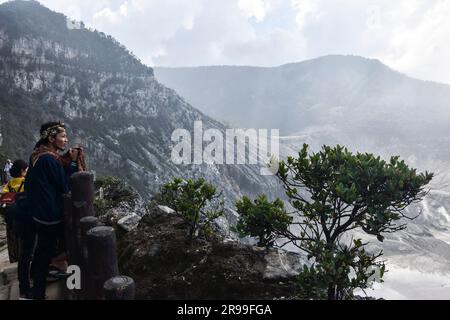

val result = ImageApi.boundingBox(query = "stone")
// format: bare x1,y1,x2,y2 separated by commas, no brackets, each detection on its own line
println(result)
157,205,176,216
118,212,300,300
213,216,231,237
223,208,240,226
1,264,18,284
147,244,161,257
263,250,305,279
0,284,10,300
118,213,142,232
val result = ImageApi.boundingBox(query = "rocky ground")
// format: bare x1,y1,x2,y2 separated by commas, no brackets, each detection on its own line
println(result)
115,208,304,300
94,178,305,300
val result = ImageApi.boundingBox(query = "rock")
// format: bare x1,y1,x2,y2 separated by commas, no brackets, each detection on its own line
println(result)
213,216,231,238
147,244,161,258
263,250,305,279
94,178,148,225
117,212,300,300
1,264,18,284
223,208,240,226
118,214,142,232
214,208,259,245
0,284,10,300
156,205,176,216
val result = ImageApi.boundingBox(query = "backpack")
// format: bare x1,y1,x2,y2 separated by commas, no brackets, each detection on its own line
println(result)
0,181,25,207
8,192,30,223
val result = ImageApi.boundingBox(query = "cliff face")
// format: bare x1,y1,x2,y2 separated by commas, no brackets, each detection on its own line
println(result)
0,0,281,203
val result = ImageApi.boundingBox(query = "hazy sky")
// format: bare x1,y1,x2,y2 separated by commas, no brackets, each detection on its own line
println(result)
2,0,450,84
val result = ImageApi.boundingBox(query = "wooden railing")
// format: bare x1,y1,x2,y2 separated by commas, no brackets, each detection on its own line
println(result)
64,172,135,300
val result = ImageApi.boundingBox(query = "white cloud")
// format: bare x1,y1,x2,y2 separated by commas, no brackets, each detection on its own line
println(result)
94,7,123,24
291,0,320,29
375,0,450,84
1,0,450,84
238,0,268,22
92,1,130,25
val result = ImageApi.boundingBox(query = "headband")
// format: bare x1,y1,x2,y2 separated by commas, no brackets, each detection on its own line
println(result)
41,122,66,140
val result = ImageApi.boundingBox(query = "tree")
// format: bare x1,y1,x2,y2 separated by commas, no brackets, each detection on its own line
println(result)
276,144,433,300
234,195,292,248
160,178,224,241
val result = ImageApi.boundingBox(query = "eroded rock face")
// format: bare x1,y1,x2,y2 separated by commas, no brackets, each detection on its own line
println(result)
118,213,142,232
156,205,176,216
116,208,302,300
0,1,284,206
94,177,149,235
263,250,306,280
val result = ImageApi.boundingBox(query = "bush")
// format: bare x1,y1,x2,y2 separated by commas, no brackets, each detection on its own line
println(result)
296,239,385,300
234,195,292,248
159,178,224,241
276,144,432,299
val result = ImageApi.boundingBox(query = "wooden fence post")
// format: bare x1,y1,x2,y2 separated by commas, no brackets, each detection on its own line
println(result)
70,172,95,271
79,216,99,299
63,193,74,263
70,172,95,218
103,276,135,300
86,226,119,300
63,193,76,300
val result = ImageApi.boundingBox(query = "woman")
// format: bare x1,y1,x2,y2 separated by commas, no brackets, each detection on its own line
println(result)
26,121,85,300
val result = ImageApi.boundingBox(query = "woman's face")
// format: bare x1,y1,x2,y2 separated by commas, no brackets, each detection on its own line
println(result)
50,130,68,151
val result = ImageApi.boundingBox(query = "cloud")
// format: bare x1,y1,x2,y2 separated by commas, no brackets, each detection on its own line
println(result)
93,5,127,25
291,0,320,29
1,0,449,84
238,0,268,22
370,0,450,84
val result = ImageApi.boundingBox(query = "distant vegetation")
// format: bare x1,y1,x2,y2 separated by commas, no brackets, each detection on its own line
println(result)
0,0,152,75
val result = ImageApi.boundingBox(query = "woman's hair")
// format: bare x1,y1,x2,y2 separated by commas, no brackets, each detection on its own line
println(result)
10,159,28,178
39,121,66,145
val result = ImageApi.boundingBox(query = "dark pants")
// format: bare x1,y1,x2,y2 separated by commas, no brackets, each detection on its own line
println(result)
15,219,36,296
4,208,19,263
32,222,64,300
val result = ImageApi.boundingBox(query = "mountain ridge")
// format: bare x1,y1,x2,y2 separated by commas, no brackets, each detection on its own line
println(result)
154,54,450,139
0,0,280,204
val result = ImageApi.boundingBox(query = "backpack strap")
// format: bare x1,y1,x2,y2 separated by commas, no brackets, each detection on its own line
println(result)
18,180,25,193
7,182,15,193
6,181,24,193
